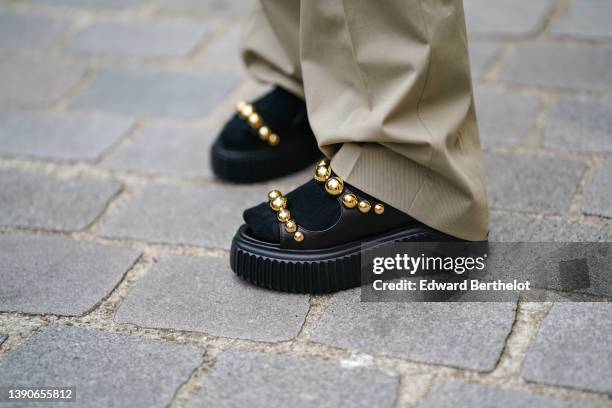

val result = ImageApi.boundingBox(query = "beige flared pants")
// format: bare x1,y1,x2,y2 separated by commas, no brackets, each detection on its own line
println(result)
241,0,489,241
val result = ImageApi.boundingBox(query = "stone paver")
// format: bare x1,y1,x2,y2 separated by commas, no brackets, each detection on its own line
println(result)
522,303,612,394
156,0,244,19
583,165,612,218
469,42,501,79
0,111,133,161
500,43,612,92
543,96,612,153
474,87,540,145
485,153,584,214
0,169,122,230
550,0,612,39
0,233,139,315
0,53,86,106
0,335,6,347
464,0,554,37
0,325,205,408
68,21,208,57
98,183,264,248
0,12,70,50
27,0,147,9
187,350,399,408
312,289,516,372
201,26,241,68
102,124,214,178
418,381,603,408
490,213,612,242
71,67,240,118
116,255,309,342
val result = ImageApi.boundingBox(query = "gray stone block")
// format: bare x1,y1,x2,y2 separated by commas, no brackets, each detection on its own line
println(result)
469,42,501,79
0,169,122,230
202,26,242,68
0,325,204,408
116,255,309,341
464,0,554,38
102,124,214,178
0,12,69,50
71,67,240,118
522,303,612,394
26,0,147,9
490,213,612,242
485,153,584,214
499,43,612,91
0,53,86,106
0,233,139,315
156,0,244,19
311,289,516,371
0,110,133,161
583,165,612,218
418,381,603,408
98,183,265,249
474,87,540,145
550,0,612,39
187,350,399,408
544,96,612,153
68,21,208,57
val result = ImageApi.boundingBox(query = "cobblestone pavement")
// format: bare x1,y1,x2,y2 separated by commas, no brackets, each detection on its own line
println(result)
0,0,611,407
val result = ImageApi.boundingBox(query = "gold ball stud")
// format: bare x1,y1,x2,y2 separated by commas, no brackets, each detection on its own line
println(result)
267,189,281,201
374,203,385,215
248,113,263,128
239,103,253,119
285,220,297,233
270,195,287,211
358,200,371,213
268,133,280,146
342,193,358,208
277,208,291,223
235,100,247,113
316,159,328,167
314,165,331,182
293,231,304,242
259,126,271,141
325,176,344,196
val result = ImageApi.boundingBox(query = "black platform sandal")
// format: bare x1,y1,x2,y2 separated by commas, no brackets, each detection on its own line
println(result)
230,160,462,293
211,87,321,183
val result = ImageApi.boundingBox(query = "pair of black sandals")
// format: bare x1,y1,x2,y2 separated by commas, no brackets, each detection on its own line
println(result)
212,87,459,293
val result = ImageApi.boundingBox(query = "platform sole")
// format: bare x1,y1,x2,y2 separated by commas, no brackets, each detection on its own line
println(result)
230,224,454,293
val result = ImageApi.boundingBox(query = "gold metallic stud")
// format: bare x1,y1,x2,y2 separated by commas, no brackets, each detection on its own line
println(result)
342,193,358,209
268,133,280,146
268,189,281,201
293,231,304,242
285,220,297,233
248,113,263,128
314,165,331,182
258,126,271,141
358,200,371,213
235,100,248,113
239,103,254,119
325,176,344,196
316,159,328,167
270,195,287,211
374,203,385,215
277,208,291,223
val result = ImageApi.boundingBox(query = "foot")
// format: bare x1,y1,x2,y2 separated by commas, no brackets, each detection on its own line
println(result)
230,160,462,293
211,87,321,183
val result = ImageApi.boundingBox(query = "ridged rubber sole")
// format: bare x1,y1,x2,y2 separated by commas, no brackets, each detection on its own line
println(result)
211,140,321,183
230,224,451,293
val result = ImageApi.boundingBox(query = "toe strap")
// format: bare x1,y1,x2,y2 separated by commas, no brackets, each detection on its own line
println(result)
235,100,280,146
